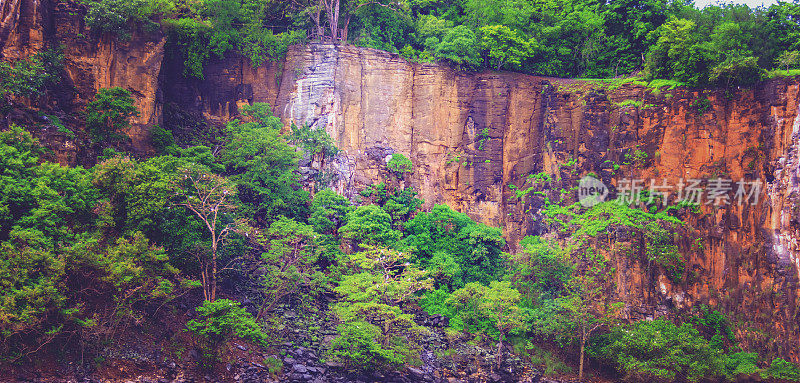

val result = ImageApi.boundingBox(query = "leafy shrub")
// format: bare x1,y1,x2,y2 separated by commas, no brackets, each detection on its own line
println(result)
386,153,413,175
761,358,800,381
81,0,171,39
150,125,176,153
644,222,684,283
339,205,400,248
434,25,482,68
289,122,338,159
0,49,63,100
186,299,267,363
600,319,726,383
446,281,527,343
509,236,572,304
310,189,352,235
723,352,759,378
85,87,139,142
331,302,427,370
330,320,406,370
359,183,423,224
221,103,308,221
331,246,430,370
401,204,505,286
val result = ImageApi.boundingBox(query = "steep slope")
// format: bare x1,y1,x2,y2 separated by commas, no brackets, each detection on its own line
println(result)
165,44,800,360
2,1,799,360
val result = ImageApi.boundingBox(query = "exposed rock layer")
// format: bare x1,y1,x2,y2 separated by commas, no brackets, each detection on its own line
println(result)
163,44,800,362
2,1,799,361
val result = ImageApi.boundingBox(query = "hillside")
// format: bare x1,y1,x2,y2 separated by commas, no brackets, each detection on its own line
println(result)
1,0,800,382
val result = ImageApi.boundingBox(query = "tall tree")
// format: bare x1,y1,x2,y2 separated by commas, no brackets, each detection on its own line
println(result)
172,166,239,301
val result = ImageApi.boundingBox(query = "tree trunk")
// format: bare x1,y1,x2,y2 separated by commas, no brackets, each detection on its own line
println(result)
496,335,504,370
211,256,217,301
579,335,586,381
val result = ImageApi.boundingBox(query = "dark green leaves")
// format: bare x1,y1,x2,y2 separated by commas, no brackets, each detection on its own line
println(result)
85,87,139,142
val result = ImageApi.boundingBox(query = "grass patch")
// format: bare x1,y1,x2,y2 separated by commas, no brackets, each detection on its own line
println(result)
616,99,643,108
647,79,684,91
513,340,573,376
766,69,800,79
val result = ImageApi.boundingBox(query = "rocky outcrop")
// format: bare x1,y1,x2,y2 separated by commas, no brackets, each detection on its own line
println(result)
3,0,799,360
1,0,165,159
166,44,799,361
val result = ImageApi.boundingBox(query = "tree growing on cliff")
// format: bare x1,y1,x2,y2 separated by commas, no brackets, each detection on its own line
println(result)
447,281,527,369
434,25,482,68
85,87,139,142
0,49,63,102
250,216,323,319
317,0,409,43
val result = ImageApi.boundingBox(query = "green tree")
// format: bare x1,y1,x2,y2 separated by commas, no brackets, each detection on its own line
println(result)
401,204,504,286
777,50,800,71
386,153,413,176
560,268,623,381
310,189,352,234
222,103,308,223
509,236,572,305
85,87,139,142
601,319,727,383
434,25,482,68
478,281,526,366
81,0,173,39
171,165,240,301
644,19,714,86
339,205,400,249
359,183,423,224
336,246,432,306
331,246,430,371
447,281,527,366
0,49,62,101
330,303,427,370
186,299,267,366
250,217,322,319
479,25,532,70
0,244,65,359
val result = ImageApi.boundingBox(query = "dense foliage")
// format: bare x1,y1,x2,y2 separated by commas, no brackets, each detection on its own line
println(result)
76,0,800,85
1,90,799,380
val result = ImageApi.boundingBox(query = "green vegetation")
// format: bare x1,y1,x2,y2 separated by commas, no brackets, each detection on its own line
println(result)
85,87,139,142
2,68,800,381
186,299,267,366
386,153,414,176
0,49,62,101
69,0,800,86
330,247,431,369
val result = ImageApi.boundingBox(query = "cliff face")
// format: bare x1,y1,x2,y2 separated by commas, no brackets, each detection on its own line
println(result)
167,44,800,360
3,5,799,360
1,0,164,160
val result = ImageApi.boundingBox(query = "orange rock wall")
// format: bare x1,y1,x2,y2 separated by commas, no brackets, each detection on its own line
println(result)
3,5,799,359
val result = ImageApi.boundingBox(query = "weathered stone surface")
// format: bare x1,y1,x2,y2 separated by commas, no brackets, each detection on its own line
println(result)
3,0,800,359
199,44,798,360
2,0,165,158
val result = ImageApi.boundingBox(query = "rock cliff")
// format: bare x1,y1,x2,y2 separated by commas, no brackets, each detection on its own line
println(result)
1,0,164,160
164,44,800,362
2,1,799,361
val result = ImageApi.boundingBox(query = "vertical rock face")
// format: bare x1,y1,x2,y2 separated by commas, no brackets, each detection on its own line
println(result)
183,44,798,360
1,0,165,158
2,4,799,357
